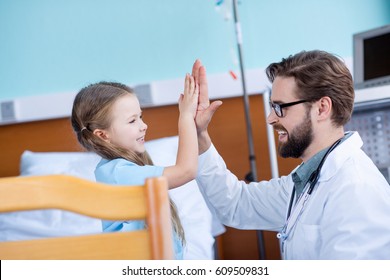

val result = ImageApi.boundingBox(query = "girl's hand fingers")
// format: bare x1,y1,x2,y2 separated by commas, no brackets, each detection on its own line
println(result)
184,73,190,95
178,93,184,103
189,76,195,95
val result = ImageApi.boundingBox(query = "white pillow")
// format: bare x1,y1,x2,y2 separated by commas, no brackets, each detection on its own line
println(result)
20,150,101,180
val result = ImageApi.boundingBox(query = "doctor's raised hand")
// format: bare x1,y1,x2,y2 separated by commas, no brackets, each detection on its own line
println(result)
191,59,223,154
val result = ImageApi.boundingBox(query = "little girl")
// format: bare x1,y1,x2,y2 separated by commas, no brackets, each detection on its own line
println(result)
71,74,199,259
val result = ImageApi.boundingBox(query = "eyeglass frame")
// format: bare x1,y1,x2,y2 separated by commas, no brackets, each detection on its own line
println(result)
269,99,310,118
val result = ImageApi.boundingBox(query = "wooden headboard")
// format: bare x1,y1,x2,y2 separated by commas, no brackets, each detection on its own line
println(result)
0,95,299,260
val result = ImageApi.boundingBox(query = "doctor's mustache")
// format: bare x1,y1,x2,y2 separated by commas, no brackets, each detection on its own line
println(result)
272,124,288,134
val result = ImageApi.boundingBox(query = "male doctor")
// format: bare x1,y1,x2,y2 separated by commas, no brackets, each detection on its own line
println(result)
191,50,390,259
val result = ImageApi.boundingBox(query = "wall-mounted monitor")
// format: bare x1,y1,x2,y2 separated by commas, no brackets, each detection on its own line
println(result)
353,24,390,90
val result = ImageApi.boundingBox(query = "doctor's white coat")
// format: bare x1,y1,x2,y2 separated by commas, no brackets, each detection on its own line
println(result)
196,132,390,259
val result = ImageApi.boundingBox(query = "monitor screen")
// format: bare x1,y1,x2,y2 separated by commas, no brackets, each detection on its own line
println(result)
364,33,390,81
353,24,390,89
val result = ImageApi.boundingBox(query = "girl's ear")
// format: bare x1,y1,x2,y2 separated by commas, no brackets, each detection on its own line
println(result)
93,129,110,142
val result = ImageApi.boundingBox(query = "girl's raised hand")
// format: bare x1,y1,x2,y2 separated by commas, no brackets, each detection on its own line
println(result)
179,74,199,119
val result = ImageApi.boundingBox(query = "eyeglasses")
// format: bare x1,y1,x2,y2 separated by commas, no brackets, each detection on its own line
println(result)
269,100,309,118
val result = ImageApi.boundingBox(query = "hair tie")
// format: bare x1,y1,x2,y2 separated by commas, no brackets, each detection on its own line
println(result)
80,127,88,132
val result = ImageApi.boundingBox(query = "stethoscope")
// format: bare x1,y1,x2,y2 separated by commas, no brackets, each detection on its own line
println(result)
276,138,342,253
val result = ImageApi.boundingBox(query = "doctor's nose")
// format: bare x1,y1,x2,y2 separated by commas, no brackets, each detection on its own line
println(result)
267,109,278,125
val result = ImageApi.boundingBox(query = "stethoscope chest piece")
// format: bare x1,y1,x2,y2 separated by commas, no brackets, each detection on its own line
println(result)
276,231,287,241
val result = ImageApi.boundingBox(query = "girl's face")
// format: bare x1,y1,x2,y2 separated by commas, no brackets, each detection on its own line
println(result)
105,94,148,154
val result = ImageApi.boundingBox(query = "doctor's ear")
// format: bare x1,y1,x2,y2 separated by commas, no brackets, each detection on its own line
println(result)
93,129,110,142
315,96,332,120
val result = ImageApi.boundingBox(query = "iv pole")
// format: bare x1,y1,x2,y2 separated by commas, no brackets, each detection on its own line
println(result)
232,0,266,260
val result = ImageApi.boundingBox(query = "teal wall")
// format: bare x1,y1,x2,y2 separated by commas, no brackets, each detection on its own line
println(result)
0,0,389,100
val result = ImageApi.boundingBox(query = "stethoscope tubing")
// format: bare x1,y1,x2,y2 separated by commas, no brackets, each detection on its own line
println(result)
277,138,343,245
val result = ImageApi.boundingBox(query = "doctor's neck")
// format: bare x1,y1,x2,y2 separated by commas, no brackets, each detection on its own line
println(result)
301,127,345,163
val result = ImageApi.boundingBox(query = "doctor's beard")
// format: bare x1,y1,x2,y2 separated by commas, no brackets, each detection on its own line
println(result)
276,112,314,158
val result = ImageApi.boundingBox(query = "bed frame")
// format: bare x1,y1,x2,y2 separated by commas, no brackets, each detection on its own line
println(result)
0,95,300,260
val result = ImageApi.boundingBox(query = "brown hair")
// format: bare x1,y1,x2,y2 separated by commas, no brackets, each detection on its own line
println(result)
71,81,185,244
266,50,354,126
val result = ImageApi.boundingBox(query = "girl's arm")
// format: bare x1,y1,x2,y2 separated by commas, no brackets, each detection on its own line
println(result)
163,74,198,189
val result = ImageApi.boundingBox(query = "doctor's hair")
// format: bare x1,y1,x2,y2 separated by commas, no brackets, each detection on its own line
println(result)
266,50,354,126
71,81,185,244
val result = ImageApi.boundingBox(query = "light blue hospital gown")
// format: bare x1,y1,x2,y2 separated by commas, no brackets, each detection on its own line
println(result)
95,158,183,259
